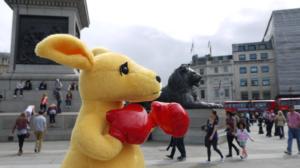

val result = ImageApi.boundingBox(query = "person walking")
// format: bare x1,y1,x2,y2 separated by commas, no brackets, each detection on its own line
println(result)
225,112,240,158
284,106,300,155
65,90,73,109
40,93,48,112
32,111,47,153
257,113,264,134
166,136,186,161
54,78,63,91
24,105,35,123
275,111,286,139
236,122,254,159
203,110,224,163
166,136,174,151
53,89,62,113
47,103,57,127
265,110,275,137
12,112,29,156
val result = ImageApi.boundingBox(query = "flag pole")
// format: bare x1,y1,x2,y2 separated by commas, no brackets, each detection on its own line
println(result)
208,41,212,56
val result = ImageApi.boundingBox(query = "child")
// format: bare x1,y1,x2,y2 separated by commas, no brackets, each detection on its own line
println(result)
236,122,254,159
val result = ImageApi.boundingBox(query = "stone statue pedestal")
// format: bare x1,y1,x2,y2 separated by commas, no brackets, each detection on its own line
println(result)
0,0,89,112
151,108,226,144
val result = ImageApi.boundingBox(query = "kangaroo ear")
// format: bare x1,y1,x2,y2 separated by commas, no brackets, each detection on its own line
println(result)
92,47,109,56
35,34,94,70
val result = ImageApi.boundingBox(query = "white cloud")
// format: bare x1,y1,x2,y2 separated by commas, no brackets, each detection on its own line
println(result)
0,0,300,83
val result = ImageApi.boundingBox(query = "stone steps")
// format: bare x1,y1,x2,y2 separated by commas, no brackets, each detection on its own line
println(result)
0,90,81,112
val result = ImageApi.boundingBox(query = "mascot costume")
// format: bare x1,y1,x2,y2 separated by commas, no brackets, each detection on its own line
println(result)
35,34,189,168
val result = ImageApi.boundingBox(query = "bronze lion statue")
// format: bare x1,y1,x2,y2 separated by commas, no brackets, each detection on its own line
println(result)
158,64,222,109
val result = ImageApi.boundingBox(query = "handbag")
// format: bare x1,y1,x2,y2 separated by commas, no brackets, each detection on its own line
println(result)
25,131,30,138
8,134,14,141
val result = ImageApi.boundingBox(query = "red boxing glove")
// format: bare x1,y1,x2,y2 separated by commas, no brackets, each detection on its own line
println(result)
149,101,190,137
106,104,153,144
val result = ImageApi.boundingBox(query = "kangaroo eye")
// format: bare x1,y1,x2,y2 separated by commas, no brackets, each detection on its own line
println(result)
119,62,129,76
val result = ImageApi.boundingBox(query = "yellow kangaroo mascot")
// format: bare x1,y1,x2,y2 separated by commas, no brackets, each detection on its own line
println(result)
35,34,162,168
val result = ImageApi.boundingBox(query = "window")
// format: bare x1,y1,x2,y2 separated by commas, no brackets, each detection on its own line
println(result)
249,53,257,60
240,79,247,87
251,78,259,86
259,44,266,50
260,53,268,60
199,69,204,75
248,45,256,51
261,66,269,73
240,67,247,74
262,78,270,86
200,90,205,99
224,66,229,72
225,88,230,98
252,91,260,100
200,80,205,85
214,67,218,73
239,54,246,61
263,91,271,99
250,66,258,73
241,91,249,100
238,45,246,51
214,88,220,98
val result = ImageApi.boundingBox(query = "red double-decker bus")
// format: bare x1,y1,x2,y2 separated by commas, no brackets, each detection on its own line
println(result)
224,100,276,113
276,97,300,112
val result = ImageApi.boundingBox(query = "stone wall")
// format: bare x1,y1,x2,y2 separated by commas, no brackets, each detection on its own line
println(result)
0,112,77,142
0,108,226,144
151,108,226,144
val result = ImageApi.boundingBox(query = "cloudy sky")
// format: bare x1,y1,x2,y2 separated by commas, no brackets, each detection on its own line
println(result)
0,0,299,84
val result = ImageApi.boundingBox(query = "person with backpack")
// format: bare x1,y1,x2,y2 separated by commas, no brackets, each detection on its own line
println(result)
275,111,286,139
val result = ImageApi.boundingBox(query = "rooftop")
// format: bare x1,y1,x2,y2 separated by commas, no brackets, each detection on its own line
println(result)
0,52,9,58
191,54,232,65
232,41,273,53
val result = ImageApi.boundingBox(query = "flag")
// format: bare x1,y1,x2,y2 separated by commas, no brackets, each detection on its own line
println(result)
208,41,212,56
190,42,194,53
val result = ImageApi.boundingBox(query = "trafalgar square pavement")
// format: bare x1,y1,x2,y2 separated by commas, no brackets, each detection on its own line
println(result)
0,126,299,168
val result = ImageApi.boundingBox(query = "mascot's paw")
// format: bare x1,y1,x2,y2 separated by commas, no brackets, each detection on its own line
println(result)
149,101,190,137
107,104,153,144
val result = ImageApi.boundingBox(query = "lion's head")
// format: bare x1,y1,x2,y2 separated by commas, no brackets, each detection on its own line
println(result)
167,64,201,92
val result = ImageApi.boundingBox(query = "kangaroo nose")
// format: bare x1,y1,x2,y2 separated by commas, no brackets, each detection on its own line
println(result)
156,76,161,83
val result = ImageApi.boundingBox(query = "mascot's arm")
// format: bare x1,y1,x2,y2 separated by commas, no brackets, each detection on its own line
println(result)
74,114,123,161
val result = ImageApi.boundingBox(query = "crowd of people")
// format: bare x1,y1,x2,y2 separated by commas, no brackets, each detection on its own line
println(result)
10,79,78,156
164,105,300,164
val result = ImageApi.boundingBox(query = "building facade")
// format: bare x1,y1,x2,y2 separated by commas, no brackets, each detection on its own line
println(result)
232,41,277,100
191,54,234,104
263,8,300,97
0,53,9,74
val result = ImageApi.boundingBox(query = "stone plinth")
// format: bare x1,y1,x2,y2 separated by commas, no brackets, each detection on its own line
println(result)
0,0,89,113
151,108,226,144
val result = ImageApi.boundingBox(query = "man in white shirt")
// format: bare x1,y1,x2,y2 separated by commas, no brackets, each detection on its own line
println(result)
32,111,47,153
